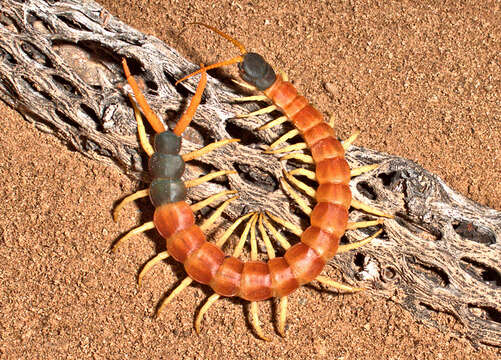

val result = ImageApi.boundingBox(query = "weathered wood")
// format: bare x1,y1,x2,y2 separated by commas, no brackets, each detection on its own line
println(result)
0,0,499,347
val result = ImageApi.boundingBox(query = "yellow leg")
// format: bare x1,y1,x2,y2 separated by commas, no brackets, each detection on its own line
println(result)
251,301,270,341
288,168,316,181
269,129,300,150
112,221,155,252
342,130,360,150
128,94,154,157
328,114,335,128
231,79,257,91
138,251,169,286
315,275,364,292
280,178,312,216
278,296,288,337
338,229,383,253
259,116,288,130
257,213,276,258
195,293,220,334
280,153,314,164
233,213,258,258
156,276,193,318
261,212,293,249
113,189,149,222
351,164,379,177
351,199,393,218
184,170,236,188
284,171,316,198
190,190,237,213
346,219,384,230
232,95,268,102
199,196,238,232
182,138,240,162
265,142,307,154
249,213,259,261
216,212,256,248
279,70,289,82
237,105,277,118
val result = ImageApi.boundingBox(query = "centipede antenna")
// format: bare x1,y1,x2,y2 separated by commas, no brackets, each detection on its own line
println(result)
175,56,243,85
172,65,207,136
122,58,165,133
190,23,247,54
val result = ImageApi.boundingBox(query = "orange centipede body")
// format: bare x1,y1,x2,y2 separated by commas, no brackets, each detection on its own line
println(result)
115,24,391,340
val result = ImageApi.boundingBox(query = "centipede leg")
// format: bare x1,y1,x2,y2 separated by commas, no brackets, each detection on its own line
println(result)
258,115,288,131
231,78,257,91
279,178,312,216
185,170,236,189
278,296,288,337
265,142,308,154
280,152,314,164
195,213,256,335
156,276,193,318
113,189,149,222
284,170,316,198
268,129,300,150
195,293,220,334
263,211,301,238
138,251,169,286
342,130,360,150
260,212,293,250
127,94,154,156
236,104,277,118
258,213,288,337
351,199,393,218
338,229,383,253
315,275,364,292
199,196,239,232
112,221,155,252
190,190,237,213
351,164,379,177
232,94,268,102
182,139,240,162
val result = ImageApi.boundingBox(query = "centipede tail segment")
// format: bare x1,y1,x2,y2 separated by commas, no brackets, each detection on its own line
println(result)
176,24,393,339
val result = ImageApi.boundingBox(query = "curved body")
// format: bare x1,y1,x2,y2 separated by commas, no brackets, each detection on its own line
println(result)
154,73,350,301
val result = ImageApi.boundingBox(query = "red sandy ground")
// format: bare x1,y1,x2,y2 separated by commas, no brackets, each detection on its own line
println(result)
1,1,499,359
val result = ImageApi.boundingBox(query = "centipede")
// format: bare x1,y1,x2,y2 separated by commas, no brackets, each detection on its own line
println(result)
114,24,392,340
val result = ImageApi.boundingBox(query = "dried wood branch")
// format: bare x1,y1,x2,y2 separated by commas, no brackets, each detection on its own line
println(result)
0,0,499,347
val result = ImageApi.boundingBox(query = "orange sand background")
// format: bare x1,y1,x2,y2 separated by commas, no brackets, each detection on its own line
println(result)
1,1,499,359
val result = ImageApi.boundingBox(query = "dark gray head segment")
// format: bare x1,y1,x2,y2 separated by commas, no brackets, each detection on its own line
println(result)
238,52,276,91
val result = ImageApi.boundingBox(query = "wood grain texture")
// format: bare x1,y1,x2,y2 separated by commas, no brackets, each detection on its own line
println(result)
0,0,499,347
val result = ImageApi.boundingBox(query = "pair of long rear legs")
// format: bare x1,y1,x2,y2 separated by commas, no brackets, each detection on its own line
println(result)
114,73,391,340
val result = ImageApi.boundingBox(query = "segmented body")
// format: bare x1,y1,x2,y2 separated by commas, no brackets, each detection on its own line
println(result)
154,74,350,302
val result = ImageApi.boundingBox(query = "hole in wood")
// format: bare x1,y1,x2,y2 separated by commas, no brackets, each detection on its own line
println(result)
452,221,496,245
460,257,501,287
407,257,450,287
20,41,52,67
225,122,262,146
232,162,278,192
356,181,377,200
52,75,81,98
56,14,91,32
378,170,401,188
20,76,52,101
468,304,501,323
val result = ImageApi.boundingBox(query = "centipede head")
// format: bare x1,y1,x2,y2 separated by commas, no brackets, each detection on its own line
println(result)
176,23,276,91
